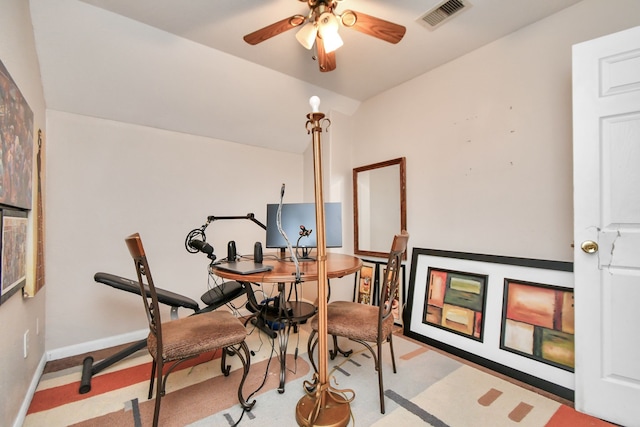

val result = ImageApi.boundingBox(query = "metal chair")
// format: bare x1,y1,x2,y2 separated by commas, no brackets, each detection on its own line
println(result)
307,230,409,413
125,233,255,426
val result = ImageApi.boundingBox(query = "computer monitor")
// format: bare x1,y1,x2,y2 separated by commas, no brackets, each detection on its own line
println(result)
266,202,342,260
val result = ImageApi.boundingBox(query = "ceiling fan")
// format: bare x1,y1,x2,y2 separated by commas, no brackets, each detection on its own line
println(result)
243,0,406,72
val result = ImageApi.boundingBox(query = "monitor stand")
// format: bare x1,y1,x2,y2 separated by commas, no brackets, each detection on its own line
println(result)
298,247,315,262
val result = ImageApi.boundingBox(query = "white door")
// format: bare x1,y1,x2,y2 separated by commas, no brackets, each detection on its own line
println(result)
573,25,640,427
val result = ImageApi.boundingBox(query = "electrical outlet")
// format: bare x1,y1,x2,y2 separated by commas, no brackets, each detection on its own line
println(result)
23,330,29,358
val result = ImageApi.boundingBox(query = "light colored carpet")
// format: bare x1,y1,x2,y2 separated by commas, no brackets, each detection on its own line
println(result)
25,323,612,426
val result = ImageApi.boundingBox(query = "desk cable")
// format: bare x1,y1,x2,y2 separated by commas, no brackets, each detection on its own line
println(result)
277,183,301,283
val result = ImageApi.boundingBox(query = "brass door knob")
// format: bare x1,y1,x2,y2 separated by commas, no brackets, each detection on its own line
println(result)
581,240,599,254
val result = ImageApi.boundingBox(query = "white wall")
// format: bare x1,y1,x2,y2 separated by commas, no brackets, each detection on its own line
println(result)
5,2,640,426
349,0,640,263
322,110,358,302
0,1,47,426
45,111,304,351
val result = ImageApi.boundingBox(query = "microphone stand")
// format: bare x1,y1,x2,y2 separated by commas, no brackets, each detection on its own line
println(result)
206,213,267,230
295,97,352,426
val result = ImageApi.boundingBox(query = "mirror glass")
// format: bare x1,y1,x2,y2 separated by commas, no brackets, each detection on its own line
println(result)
353,157,406,258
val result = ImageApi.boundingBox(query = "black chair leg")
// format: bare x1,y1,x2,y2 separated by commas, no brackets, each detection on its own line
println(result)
148,360,157,400
221,347,231,376
377,342,385,414
305,330,320,393
152,359,164,427
389,334,397,373
329,335,353,359
307,329,319,374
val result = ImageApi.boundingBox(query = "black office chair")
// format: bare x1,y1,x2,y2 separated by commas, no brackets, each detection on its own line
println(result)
199,280,247,313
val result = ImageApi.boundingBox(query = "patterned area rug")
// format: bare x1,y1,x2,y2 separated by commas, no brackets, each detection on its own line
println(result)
25,324,613,426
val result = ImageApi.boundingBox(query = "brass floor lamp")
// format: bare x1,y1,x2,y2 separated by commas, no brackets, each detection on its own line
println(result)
295,97,353,427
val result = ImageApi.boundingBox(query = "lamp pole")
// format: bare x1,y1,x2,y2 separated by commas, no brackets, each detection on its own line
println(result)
296,97,351,427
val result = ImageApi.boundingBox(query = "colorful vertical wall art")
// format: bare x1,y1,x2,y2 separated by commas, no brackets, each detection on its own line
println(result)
0,209,28,304
501,279,575,371
423,267,487,341
355,262,376,305
382,264,405,325
0,59,34,210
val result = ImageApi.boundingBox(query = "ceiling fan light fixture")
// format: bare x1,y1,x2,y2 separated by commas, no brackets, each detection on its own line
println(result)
321,30,343,53
244,1,405,72
296,21,318,49
317,12,343,53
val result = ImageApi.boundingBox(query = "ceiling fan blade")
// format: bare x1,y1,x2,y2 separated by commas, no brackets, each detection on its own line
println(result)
341,10,406,44
316,36,336,72
243,15,306,45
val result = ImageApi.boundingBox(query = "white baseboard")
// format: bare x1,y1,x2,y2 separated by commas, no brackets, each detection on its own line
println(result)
14,309,260,426
13,353,46,427
14,330,147,427
46,328,148,361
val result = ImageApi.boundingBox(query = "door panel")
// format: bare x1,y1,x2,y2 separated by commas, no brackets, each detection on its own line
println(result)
573,25,640,427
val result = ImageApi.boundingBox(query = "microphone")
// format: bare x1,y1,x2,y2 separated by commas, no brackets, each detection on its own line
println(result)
281,183,285,198
189,239,216,260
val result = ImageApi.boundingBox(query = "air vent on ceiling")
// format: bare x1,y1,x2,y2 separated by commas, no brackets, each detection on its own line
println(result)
419,0,471,30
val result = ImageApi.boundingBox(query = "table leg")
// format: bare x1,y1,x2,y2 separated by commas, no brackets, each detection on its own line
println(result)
277,322,292,393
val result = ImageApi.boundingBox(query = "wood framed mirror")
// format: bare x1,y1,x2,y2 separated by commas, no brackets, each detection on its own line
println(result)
353,157,407,259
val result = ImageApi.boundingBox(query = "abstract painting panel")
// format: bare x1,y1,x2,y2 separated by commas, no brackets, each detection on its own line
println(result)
501,279,575,371
423,267,488,341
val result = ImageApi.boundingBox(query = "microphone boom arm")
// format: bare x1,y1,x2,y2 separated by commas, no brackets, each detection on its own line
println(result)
206,213,266,230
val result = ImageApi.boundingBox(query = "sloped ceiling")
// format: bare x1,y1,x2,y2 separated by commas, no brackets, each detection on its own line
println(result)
29,0,583,153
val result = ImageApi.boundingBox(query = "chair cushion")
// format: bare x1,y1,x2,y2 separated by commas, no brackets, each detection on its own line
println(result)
147,310,247,362
310,301,395,343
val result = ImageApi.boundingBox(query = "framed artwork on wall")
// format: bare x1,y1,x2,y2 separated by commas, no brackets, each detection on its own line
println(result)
0,59,34,210
0,209,28,305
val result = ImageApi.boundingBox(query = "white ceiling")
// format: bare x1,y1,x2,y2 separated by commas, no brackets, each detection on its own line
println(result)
78,0,583,100
30,0,583,153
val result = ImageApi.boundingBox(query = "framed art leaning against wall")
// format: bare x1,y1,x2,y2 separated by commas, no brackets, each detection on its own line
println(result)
404,248,574,400
353,260,377,305
353,258,407,325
